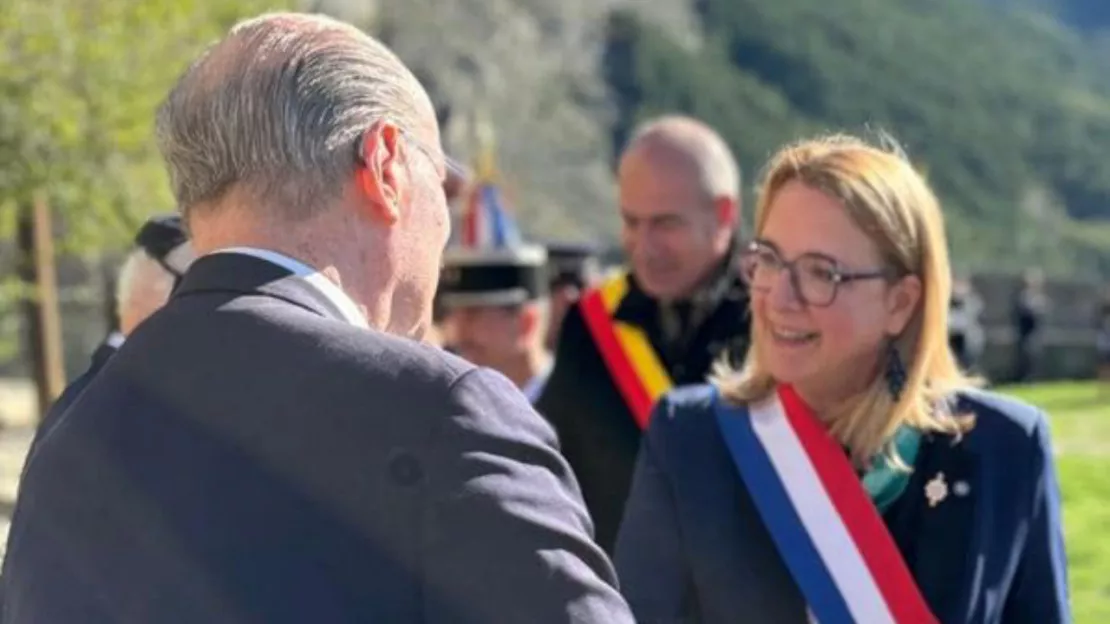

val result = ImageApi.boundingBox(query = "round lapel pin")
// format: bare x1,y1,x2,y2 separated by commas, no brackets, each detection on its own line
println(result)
953,480,971,497
925,472,948,507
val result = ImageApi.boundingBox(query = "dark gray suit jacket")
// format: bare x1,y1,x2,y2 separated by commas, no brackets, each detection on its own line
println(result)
3,253,632,624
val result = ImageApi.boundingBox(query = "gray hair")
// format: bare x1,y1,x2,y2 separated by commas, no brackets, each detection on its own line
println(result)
627,115,741,202
155,12,433,219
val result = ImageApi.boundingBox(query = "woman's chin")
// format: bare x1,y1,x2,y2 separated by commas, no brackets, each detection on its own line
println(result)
762,350,817,386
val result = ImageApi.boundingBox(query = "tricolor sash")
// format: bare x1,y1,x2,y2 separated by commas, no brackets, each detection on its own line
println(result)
714,385,937,624
579,272,672,429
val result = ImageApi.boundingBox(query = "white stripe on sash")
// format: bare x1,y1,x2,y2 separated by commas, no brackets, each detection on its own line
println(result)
749,397,896,624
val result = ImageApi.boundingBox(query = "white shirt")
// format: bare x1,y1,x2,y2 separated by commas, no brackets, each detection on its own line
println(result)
215,247,369,329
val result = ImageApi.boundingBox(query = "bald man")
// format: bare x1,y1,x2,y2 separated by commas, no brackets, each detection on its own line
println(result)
535,115,752,553
115,224,195,337
31,215,193,432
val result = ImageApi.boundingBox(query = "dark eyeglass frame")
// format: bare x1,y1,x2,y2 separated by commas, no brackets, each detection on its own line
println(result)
351,125,469,185
739,239,893,308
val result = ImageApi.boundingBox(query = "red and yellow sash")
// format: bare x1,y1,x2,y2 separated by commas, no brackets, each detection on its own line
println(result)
579,272,673,429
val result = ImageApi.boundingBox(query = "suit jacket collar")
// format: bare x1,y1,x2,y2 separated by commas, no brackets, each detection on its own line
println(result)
173,252,356,325
83,333,123,378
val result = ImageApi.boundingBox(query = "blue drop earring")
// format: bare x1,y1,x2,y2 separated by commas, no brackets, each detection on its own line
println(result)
885,340,907,401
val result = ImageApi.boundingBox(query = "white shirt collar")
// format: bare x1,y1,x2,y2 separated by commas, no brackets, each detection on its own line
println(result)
105,331,126,349
214,247,369,329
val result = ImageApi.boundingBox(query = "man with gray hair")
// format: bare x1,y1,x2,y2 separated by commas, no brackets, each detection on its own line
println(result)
4,13,631,624
536,114,752,553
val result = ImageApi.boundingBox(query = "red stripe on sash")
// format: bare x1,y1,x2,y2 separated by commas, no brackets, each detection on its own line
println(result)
779,386,938,624
579,289,654,428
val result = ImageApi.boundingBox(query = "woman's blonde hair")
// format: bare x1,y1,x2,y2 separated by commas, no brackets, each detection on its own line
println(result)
716,132,979,466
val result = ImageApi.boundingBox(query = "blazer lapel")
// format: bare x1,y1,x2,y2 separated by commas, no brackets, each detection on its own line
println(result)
173,253,351,324
896,431,980,620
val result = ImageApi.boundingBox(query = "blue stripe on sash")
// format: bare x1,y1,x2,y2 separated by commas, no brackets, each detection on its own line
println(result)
714,396,856,624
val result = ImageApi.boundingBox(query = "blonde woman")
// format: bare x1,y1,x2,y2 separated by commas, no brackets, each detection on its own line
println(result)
613,134,1069,624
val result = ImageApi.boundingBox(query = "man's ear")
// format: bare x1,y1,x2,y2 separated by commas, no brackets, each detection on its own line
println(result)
713,196,740,249
356,121,404,225
714,196,739,229
519,302,543,342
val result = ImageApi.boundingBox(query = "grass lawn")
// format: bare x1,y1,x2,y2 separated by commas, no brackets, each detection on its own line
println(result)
1000,381,1109,623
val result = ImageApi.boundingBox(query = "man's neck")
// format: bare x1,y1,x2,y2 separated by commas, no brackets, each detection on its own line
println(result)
189,209,397,331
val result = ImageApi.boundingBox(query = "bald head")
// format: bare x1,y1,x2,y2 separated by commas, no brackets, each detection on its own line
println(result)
156,12,437,220
616,115,740,301
116,242,196,335
621,115,741,203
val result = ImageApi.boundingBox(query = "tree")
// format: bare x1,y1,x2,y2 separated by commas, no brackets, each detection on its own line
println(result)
0,0,291,393
0,0,291,254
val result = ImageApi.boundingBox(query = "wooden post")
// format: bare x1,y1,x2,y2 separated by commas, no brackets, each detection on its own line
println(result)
16,193,66,422
102,258,119,333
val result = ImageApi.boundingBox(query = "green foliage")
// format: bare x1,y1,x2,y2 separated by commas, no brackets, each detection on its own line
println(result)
0,0,291,254
603,0,1110,278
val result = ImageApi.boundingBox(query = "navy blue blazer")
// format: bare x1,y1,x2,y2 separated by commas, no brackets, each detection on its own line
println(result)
3,253,632,624
27,334,121,460
614,384,1070,624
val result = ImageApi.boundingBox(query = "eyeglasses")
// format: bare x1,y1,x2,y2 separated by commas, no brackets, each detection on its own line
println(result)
400,132,469,183
353,125,469,184
738,240,891,307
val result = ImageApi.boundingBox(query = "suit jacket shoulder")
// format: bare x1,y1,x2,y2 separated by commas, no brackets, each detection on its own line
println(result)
634,384,729,490
650,384,718,423
954,388,1047,443
425,367,632,623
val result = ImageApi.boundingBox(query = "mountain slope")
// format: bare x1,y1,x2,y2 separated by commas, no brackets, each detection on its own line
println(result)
315,0,1110,278
603,0,1110,277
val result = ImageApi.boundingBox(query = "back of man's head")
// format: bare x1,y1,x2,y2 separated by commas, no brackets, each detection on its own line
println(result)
155,12,434,221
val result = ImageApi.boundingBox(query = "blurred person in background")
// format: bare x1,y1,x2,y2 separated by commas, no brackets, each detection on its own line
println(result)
536,114,751,553
615,133,1069,624
948,275,985,372
543,241,601,350
3,13,632,624
438,140,553,401
33,214,194,443
439,219,553,402
439,248,552,402
1013,268,1049,382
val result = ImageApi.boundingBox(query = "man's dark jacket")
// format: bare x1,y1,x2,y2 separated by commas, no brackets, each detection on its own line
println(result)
28,335,121,455
535,262,750,553
2,253,632,624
